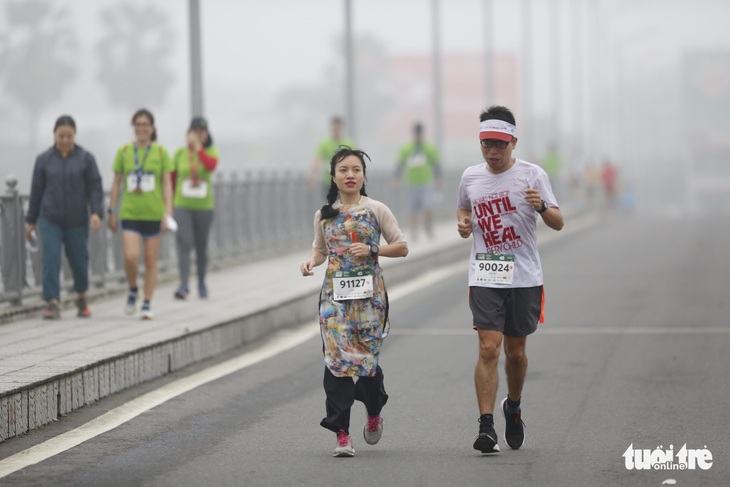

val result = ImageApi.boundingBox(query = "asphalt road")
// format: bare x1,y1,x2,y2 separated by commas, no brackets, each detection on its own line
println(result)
1,212,728,487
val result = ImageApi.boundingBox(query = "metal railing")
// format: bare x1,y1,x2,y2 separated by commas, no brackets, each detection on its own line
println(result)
0,169,462,306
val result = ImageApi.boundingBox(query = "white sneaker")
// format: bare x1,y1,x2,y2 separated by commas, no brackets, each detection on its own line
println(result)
363,415,383,445
141,306,154,320
333,429,355,457
124,292,137,316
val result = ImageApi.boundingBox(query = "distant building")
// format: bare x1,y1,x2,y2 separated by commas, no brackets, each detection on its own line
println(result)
380,52,519,165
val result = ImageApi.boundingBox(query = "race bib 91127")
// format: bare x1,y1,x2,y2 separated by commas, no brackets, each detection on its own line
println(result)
333,269,374,300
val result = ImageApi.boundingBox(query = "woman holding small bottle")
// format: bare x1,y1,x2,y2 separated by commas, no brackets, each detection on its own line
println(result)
107,108,173,320
25,115,103,319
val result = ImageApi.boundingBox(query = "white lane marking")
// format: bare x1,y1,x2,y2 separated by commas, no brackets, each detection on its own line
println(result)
0,212,597,477
0,260,466,476
391,326,730,335
0,324,321,478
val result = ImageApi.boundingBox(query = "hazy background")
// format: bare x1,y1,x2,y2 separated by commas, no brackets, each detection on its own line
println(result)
1,0,729,215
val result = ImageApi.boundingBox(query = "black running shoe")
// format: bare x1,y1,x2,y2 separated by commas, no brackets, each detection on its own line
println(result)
174,286,189,300
501,397,526,449
473,419,500,454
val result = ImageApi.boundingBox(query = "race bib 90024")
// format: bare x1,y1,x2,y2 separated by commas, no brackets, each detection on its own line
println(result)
474,253,514,284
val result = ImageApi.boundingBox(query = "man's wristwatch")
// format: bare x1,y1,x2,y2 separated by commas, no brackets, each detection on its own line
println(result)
107,208,118,215
537,200,548,214
369,244,379,256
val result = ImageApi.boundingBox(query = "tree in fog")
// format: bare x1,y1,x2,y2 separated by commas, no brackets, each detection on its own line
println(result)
0,0,77,156
96,3,175,109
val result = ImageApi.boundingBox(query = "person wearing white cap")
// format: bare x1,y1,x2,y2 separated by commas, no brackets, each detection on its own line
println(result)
456,105,564,454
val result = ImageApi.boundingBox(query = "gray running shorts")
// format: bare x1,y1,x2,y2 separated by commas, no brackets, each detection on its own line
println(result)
407,183,435,212
468,285,544,337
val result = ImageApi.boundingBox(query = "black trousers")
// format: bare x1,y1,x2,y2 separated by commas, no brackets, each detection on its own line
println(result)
320,365,389,434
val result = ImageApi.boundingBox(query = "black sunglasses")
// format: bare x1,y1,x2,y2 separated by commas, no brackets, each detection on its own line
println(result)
480,139,512,149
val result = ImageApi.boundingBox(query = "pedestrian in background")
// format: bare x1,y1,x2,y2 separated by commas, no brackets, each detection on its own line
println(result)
25,115,104,319
172,117,219,300
601,159,618,208
300,147,408,457
107,108,173,320
309,116,355,197
457,105,563,454
542,143,562,196
395,122,442,240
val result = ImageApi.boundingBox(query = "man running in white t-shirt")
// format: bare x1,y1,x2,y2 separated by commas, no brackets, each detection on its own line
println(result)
457,105,564,454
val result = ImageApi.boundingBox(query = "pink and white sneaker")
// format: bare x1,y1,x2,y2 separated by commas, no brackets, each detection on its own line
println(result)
333,429,355,457
363,415,383,445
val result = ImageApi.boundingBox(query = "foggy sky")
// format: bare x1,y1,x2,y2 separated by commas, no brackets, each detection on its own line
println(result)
1,0,729,215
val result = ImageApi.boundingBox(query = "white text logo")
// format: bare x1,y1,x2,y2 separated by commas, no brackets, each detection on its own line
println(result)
623,443,713,470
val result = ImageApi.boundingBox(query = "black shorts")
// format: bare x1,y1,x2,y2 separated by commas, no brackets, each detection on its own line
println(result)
469,286,544,337
121,219,161,238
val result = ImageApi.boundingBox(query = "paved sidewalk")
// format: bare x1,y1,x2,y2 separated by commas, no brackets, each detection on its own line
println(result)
0,219,473,442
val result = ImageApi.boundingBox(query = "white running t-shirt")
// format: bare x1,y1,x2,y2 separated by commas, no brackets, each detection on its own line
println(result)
457,159,558,288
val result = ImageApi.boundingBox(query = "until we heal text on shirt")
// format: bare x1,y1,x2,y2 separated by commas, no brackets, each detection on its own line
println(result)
457,159,558,288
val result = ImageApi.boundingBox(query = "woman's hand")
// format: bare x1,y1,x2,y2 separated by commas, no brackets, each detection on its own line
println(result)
90,214,102,233
25,223,37,242
187,131,202,151
107,214,118,233
300,258,317,276
347,242,371,258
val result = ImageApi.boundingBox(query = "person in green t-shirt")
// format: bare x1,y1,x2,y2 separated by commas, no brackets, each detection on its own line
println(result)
542,144,561,193
171,117,219,300
107,108,173,320
395,122,442,240
309,116,355,197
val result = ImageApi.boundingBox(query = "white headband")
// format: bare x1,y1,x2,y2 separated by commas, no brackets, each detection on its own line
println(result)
479,119,516,141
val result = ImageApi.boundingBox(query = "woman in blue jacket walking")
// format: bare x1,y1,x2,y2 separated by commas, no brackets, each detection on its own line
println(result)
25,115,104,319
